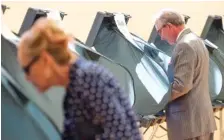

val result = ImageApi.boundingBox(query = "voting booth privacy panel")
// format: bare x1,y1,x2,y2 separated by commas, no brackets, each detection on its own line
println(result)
200,15,224,102
1,69,61,140
147,14,224,102
86,11,172,117
1,7,136,136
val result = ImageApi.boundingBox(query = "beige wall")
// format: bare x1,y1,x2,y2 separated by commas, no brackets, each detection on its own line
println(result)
2,1,224,42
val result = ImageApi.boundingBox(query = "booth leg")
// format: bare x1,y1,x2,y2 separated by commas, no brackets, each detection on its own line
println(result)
148,124,159,140
143,125,151,135
220,109,224,140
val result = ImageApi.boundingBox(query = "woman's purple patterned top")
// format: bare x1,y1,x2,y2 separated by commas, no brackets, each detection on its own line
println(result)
62,57,142,140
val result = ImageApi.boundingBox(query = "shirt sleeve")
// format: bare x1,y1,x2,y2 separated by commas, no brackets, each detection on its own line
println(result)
171,43,196,100
86,64,142,140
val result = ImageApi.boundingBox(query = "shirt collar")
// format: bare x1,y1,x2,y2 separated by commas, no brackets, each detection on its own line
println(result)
176,28,188,42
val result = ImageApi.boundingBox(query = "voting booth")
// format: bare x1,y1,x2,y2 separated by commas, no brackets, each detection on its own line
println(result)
201,17,224,139
86,12,172,117
201,15,224,102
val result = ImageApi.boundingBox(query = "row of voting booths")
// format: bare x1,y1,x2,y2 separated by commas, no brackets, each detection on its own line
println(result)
2,5,224,140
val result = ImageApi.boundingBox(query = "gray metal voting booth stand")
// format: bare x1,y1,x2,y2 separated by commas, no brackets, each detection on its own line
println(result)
2,8,137,139
201,15,224,140
86,12,173,139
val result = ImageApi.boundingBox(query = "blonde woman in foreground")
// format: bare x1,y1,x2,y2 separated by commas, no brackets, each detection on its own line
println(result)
17,18,142,140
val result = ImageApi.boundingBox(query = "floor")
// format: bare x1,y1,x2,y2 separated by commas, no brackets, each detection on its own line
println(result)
141,111,224,140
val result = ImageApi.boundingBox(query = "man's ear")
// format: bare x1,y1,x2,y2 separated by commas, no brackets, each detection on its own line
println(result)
166,23,173,28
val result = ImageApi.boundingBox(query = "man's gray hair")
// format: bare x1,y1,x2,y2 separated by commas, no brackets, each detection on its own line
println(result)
155,8,185,26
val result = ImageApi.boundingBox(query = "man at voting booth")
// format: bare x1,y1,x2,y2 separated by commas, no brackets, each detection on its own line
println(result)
154,9,217,140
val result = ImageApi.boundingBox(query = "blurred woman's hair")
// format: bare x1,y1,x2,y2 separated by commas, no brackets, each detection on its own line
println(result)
18,17,73,65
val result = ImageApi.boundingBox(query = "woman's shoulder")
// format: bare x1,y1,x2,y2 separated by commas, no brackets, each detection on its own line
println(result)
70,57,114,79
68,57,120,94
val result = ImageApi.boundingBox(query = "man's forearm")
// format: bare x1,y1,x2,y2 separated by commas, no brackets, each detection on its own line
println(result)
169,82,188,102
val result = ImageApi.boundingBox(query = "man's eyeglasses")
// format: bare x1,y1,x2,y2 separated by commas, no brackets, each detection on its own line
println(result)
157,24,167,35
23,55,40,74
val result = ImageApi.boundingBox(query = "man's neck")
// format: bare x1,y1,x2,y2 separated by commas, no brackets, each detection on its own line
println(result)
175,25,185,42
